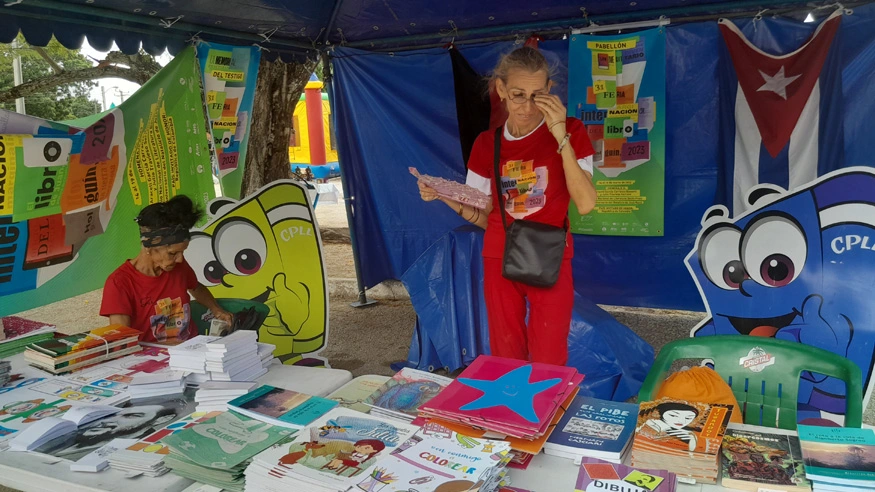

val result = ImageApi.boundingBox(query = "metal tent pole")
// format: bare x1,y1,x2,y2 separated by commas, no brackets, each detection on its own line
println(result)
322,53,376,308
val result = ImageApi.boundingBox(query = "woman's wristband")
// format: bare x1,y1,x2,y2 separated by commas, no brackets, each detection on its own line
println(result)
556,133,571,153
456,202,463,215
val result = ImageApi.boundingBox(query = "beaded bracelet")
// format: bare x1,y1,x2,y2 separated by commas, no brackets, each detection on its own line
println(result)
556,133,572,153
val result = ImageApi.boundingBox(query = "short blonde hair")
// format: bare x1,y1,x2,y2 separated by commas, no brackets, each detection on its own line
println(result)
491,46,552,84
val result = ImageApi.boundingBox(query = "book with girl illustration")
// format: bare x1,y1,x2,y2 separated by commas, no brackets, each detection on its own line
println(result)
246,407,419,490
630,398,733,484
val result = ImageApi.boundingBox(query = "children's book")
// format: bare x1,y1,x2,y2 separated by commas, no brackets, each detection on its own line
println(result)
798,425,875,488
419,355,581,439
249,407,419,490
363,367,452,420
162,411,294,469
575,457,677,492
545,395,638,461
327,374,390,413
227,385,338,429
344,424,512,492
720,424,811,491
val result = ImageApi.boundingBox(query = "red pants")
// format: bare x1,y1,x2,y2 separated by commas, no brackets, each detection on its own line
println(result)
483,257,574,365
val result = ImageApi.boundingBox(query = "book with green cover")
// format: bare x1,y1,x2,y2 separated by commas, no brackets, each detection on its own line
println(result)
161,411,294,469
798,425,875,488
227,385,337,429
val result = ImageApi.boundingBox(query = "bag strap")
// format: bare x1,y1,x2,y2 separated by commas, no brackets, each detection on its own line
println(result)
492,126,509,232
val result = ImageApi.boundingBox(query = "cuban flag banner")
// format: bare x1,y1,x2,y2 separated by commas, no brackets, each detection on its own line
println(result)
718,11,844,215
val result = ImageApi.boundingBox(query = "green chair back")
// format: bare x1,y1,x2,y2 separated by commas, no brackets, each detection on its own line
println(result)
189,298,270,336
638,335,862,429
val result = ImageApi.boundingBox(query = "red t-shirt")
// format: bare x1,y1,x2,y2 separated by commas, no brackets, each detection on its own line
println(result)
100,260,199,343
467,117,595,259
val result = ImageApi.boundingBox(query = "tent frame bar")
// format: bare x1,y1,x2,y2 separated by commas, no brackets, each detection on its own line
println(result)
343,0,835,49
8,0,317,53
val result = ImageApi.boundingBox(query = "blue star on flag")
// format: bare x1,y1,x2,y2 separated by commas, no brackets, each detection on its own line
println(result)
457,365,561,423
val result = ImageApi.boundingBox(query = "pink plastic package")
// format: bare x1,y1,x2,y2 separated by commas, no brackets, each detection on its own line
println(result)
410,167,490,210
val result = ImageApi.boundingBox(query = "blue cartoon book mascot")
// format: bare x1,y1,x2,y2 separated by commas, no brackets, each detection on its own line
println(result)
686,167,875,424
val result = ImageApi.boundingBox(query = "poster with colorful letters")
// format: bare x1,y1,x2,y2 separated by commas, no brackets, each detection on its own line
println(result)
568,28,666,236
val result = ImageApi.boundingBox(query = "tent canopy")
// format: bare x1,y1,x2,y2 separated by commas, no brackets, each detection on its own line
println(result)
0,0,835,58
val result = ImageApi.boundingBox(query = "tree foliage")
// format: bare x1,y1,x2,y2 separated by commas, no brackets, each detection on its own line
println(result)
0,35,102,121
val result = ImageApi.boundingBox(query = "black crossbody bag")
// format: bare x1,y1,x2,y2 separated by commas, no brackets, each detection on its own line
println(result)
492,127,567,288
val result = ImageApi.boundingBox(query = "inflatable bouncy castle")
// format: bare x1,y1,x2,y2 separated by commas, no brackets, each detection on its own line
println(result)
289,74,341,181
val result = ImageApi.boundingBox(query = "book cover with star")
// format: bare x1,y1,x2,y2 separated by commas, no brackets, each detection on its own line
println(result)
418,355,582,439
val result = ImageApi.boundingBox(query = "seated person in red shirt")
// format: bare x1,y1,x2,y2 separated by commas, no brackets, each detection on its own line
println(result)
100,195,232,343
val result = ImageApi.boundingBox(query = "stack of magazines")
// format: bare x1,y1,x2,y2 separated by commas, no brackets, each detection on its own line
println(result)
162,412,293,492
418,355,582,469
362,367,452,422
24,325,141,374
0,316,55,358
630,398,733,484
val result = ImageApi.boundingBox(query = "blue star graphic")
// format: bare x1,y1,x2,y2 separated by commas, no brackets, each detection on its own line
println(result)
457,365,561,423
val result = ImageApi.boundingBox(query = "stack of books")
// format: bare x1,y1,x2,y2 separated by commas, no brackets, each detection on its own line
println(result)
630,398,733,484
196,381,259,413
0,316,55,358
109,411,222,477
227,385,338,430
575,457,677,492
0,360,10,387
24,325,141,374
799,424,875,492
244,407,419,492
362,367,452,422
162,412,294,492
544,395,638,464
418,355,583,469
128,370,188,399
205,331,268,381
720,424,810,491
168,335,220,376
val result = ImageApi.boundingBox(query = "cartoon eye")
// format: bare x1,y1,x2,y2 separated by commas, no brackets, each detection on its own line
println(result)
187,235,226,286
214,220,267,276
699,226,746,290
741,215,806,287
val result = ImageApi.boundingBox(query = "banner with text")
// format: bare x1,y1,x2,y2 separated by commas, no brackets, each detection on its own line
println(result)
0,47,215,312
197,42,260,200
568,28,666,236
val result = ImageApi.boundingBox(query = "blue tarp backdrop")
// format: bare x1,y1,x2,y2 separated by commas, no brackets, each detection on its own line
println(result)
330,4,875,311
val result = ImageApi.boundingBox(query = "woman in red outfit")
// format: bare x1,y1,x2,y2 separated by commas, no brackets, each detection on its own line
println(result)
100,195,232,343
418,47,596,365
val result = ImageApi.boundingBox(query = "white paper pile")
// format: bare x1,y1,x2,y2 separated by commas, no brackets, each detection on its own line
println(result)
71,438,138,473
9,417,76,451
0,360,10,386
168,335,220,375
257,342,278,368
205,331,267,381
129,370,188,399
195,381,259,413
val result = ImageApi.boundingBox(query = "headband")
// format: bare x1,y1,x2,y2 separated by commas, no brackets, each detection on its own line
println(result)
139,224,191,248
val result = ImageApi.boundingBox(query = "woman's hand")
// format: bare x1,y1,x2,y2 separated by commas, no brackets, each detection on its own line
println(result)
534,94,568,142
212,307,233,325
418,180,439,202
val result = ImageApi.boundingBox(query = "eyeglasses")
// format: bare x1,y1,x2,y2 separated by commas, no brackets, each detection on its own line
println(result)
507,91,549,105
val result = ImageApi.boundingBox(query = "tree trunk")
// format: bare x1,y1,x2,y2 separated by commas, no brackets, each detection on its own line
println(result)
242,56,317,197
